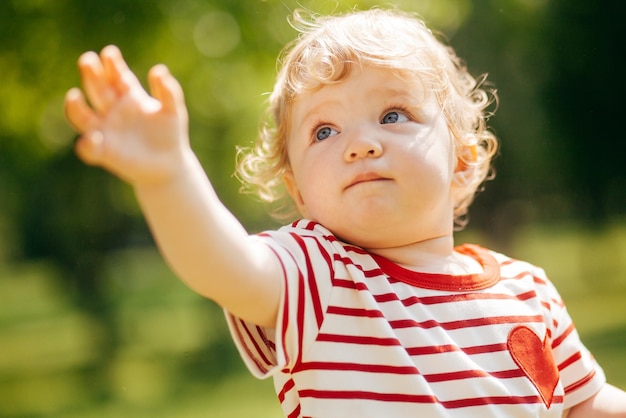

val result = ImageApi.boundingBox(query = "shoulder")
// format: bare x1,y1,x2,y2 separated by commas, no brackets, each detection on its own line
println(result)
255,219,356,256
476,246,549,281
474,246,569,310
257,219,335,241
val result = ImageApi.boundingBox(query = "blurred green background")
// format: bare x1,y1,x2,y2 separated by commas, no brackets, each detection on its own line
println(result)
0,0,624,416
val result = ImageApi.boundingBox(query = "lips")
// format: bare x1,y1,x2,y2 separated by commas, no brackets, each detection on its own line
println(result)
345,172,391,189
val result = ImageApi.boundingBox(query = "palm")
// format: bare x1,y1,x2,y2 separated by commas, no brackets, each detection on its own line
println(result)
97,90,186,184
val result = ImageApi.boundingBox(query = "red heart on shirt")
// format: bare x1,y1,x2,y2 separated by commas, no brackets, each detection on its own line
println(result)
507,325,559,408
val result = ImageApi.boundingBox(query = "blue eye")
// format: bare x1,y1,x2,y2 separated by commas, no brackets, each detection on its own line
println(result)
316,126,338,141
381,111,409,124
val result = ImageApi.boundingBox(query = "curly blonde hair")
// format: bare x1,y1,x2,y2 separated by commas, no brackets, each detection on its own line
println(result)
237,8,498,229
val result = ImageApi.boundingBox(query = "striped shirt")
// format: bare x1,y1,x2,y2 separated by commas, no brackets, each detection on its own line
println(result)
226,220,605,417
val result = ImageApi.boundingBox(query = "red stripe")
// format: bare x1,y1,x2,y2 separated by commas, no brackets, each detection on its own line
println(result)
462,342,509,355
406,342,508,356
298,389,436,403
317,333,401,346
286,403,301,418
271,247,293,367
512,271,531,280
420,290,537,305
508,270,549,286
328,305,544,330
374,292,399,303
442,395,563,408
342,244,370,255
397,290,538,308
295,360,524,384
515,290,538,301
334,278,369,291
424,368,525,383
253,324,276,360
367,287,540,307
275,245,304,367
229,317,269,374
333,253,384,278
390,315,545,331
302,220,317,230
558,351,582,371
311,237,334,326
443,315,544,329
278,378,296,403
564,370,597,394
295,361,419,374
327,306,385,318
329,305,544,328
552,323,575,349
295,256,306,365
501,259,516,267
406,344,459,355
318,335,509,357
291,233,325,328
298,390,563,408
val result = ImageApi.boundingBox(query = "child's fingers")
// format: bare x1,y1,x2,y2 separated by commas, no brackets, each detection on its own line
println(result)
78,51,117,114
148,64,187,116
75,130,105,166
101,45,143,97
64,88,98,133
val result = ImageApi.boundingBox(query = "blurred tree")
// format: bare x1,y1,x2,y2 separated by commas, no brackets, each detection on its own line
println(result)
0,0,170,402
450,0,558,243
541,0,626,224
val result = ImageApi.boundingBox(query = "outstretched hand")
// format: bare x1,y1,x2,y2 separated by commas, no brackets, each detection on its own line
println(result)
65,46,281,328
65,45,190,187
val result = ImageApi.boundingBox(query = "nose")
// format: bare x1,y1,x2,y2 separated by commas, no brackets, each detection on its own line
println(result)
343,129,383,162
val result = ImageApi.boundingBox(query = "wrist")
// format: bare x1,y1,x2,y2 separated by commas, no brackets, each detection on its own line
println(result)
133,146,208,199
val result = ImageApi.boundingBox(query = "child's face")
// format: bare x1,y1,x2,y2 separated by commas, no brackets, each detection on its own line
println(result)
283,66,459,249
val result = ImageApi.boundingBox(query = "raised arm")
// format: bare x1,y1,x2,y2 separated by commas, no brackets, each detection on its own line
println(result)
64,46,281,327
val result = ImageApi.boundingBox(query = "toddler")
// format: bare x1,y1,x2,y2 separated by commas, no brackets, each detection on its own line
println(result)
64,8,626,417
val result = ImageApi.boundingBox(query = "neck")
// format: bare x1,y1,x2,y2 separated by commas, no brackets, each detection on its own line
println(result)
366,233,479,275
367,233,453,267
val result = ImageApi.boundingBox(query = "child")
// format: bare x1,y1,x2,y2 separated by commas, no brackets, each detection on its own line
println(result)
64,8,626,417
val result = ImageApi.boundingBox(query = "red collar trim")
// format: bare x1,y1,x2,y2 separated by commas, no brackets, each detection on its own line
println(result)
370,244,500,291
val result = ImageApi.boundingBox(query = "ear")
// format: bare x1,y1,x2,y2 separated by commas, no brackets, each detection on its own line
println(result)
455,144,478,173
283,169,308,218
452,144,478,190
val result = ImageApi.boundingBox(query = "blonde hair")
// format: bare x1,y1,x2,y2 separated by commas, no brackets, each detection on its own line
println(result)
237,8,498,229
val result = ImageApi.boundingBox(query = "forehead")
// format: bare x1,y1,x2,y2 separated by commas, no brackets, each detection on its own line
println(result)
290,66,432,120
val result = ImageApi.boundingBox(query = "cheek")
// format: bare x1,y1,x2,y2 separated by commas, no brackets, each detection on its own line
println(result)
297,170,337,217
297,171,327,204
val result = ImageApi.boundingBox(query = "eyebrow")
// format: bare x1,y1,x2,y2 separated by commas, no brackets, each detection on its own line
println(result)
297,99,343,128
375,87,425,104
295,85,426,130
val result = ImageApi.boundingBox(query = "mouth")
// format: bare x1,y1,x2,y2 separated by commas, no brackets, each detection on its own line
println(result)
345,172,391,190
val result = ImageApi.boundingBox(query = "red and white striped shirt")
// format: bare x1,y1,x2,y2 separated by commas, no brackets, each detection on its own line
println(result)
226,220,604,417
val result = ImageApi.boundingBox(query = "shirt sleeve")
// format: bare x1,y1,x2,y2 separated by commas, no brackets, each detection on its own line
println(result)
225,227,335,379
539,270,606,409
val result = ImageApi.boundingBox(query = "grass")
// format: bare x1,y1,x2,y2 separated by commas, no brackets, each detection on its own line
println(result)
0,221,625,417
